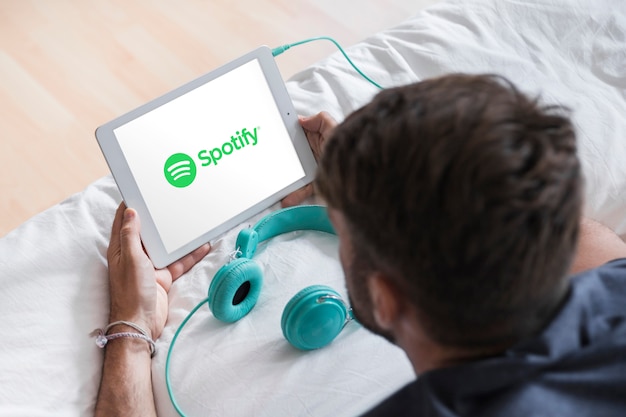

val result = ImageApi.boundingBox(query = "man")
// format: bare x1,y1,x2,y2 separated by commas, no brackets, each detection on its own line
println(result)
95,74,626,416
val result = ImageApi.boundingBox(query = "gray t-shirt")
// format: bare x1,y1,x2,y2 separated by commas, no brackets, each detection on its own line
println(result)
362,258,626,416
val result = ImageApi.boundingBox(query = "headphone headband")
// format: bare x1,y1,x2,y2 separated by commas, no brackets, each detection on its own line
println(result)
236,205,335,258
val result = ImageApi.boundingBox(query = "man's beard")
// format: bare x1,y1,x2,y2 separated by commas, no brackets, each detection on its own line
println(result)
345,255,397,345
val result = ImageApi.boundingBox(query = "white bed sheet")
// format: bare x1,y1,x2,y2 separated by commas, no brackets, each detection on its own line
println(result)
1,0,625,415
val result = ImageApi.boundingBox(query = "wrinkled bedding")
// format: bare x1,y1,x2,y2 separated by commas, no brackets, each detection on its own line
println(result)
1,0,624,415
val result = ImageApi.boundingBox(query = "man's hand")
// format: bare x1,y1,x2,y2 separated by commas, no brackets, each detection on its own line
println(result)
106,203,211,339
96,203,210,417
281,112,338,207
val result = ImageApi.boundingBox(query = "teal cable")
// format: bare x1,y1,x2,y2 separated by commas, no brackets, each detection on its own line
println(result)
271,36,384,90
165,297,211,417
166,39,380,416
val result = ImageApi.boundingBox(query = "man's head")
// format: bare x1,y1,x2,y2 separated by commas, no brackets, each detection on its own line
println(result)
316,74,581,353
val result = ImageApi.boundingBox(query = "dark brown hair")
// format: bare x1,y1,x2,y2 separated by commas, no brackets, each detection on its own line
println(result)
316,74,582,349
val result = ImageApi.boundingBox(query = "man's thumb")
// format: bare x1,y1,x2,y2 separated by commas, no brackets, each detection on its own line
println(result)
120,208,142,255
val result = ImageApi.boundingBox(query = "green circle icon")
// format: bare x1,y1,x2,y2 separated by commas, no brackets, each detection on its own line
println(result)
164,153,196,188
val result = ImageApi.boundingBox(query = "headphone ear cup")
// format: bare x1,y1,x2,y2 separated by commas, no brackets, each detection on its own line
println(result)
208,258,263,323
281,285,348,350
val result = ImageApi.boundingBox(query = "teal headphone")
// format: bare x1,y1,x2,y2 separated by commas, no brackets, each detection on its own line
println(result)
207,204,354,350
166,205,355,416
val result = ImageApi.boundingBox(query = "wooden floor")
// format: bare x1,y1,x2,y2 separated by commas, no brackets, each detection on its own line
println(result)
0,0,438,236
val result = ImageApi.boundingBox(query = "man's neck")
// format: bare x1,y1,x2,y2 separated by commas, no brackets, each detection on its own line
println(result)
395,313,511,375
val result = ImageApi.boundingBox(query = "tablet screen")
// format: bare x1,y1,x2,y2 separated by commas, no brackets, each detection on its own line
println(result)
113,59,306,254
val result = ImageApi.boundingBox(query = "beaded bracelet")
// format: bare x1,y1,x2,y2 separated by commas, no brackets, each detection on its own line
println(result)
92,320,156,357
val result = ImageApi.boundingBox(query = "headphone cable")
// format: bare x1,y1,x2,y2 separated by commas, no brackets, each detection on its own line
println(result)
271,36,384,90
166,297,210,417
165,43,376,414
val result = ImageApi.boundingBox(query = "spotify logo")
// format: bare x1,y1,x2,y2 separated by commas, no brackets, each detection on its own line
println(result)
164,126,260,189
164,153,197,188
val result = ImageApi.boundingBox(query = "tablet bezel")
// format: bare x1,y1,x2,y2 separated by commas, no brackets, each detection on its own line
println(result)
95,46,317,268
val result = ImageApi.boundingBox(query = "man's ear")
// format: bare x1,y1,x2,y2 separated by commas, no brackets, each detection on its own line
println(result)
367,273,402,331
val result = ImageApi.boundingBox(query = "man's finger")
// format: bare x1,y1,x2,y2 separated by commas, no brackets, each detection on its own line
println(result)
299,111,336,135
281,184,314,207
167,243,212,281
119,207,144,259
299,112,338,160
107,203,127,259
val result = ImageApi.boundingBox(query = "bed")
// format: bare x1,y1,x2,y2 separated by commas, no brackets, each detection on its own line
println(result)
1,0,625,415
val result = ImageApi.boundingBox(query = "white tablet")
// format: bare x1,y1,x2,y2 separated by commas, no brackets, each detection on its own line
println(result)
96,46,317,268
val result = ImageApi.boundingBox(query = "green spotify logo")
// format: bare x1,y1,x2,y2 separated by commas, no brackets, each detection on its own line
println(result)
164,126,260,189
164,153,197,188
